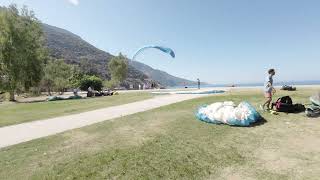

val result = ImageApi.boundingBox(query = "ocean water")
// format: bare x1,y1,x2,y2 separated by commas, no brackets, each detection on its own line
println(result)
171,80,320,89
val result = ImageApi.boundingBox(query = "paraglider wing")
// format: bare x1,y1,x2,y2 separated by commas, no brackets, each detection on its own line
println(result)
152,46,175,58
132,45,175,61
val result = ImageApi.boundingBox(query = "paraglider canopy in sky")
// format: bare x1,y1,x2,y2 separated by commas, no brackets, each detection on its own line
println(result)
132,45,175,61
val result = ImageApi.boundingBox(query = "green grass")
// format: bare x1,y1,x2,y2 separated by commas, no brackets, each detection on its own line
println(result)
0,88,320,179
0,92,154,127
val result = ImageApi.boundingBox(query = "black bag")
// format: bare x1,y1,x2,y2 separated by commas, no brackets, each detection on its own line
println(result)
273,96,305,113
279,96,293,104
281,85,297,91
293,104,306,113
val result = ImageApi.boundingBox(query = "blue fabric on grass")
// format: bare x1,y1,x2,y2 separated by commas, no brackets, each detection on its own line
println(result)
196,101,261,127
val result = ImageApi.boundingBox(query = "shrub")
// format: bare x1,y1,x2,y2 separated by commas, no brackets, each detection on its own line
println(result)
79,75,103,91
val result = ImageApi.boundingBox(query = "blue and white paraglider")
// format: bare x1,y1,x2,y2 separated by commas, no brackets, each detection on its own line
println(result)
132,45,175,61
196,101,261,127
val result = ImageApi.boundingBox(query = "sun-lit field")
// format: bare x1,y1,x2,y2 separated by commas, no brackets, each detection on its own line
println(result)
0,88,319,179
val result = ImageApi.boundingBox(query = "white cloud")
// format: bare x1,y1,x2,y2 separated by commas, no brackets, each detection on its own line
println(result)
67,0,79,6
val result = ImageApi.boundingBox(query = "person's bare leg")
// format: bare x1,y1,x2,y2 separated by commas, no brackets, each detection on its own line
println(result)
266,97,272,110
262,97,272,110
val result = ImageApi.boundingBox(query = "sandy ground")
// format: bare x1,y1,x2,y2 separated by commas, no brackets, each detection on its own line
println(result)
0,93,209,149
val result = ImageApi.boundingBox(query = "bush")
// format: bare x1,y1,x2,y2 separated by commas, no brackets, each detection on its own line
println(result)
79,75,103,91
0,92,9,102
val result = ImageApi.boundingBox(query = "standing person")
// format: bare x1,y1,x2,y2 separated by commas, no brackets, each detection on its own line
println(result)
197,78,200,89
87,86,93,97
261,69,276,111
73,88,79,96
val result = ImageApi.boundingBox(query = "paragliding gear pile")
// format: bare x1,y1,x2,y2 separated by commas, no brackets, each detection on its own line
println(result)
196,101,261,127
306,93,320,117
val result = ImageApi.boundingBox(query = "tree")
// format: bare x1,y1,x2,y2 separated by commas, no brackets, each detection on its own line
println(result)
42,59,73,95
103,79,118,89
69,65,83,88
0,5,46,101
108,53,128,86
79,75,103,91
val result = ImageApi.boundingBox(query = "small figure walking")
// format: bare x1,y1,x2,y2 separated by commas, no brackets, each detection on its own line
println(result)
73,88,79,96
197,78,200,89
87,86,93,97
261,69,276,111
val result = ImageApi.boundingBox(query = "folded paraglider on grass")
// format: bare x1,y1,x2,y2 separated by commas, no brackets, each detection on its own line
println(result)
306,93,320,117
196,101,261,127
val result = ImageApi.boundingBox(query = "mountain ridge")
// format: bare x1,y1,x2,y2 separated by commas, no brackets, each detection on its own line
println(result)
42,23,195,88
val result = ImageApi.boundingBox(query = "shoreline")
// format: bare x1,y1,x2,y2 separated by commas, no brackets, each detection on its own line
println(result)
121,84,320,93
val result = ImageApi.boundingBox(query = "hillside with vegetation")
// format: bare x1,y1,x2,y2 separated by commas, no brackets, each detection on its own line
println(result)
42,24,195,87
128,60,195,87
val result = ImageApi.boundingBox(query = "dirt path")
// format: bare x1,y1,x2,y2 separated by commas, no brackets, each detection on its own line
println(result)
0,94,207,149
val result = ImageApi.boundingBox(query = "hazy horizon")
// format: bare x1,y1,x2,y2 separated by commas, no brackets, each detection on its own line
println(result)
1,0,319,84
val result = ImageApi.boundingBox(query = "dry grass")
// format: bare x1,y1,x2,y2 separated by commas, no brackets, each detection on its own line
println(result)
0,88,319,179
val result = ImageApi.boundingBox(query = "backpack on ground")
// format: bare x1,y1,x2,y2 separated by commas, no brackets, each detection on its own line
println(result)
293,103,306,113
272,96,305,113
272,96,293,112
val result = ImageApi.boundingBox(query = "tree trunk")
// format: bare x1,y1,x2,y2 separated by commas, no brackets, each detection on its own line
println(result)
48,87,52,96
9,90,15,101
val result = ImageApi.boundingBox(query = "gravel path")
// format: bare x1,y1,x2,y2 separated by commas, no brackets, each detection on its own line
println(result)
0,94,207,149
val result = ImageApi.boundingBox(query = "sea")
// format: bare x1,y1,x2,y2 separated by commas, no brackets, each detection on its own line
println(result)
171,80,320,89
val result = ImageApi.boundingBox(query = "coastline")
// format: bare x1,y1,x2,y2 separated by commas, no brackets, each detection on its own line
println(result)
121,84,320,94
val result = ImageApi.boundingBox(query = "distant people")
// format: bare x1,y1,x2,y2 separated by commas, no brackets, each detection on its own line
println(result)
107,89,114,96
73,88,79,96
197,78,201,89
87,86,93,97
139,84,141,90
261,69,276,111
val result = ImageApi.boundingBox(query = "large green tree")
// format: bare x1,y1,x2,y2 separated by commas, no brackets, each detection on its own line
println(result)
107,53,128,86
79,75,103,91
42,59,74,95
0,5,46,101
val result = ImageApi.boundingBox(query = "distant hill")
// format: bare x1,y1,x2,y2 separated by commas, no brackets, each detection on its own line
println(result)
128,60,195,87
42,24,195,87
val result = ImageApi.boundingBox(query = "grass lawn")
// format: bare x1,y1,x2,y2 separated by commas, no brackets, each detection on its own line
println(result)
0,88,319,179
0,92,154,127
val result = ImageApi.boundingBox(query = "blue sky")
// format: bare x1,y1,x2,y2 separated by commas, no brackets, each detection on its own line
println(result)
1,0,320,84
